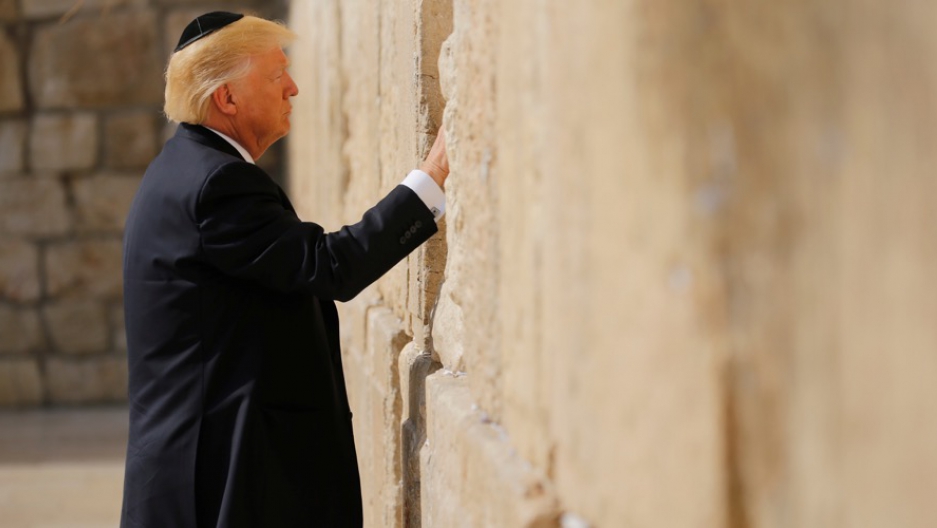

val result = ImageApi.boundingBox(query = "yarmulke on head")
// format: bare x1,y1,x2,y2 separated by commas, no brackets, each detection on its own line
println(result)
175,11,245,52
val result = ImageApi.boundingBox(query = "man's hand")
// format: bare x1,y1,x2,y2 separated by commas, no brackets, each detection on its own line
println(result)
420,126,449,190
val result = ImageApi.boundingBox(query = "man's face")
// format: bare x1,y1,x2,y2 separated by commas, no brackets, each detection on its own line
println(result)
230,47,298,155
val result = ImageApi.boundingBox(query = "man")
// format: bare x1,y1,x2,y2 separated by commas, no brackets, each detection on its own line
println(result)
121,12,449,527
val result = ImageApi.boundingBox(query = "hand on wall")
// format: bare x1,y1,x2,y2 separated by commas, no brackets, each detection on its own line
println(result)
420,126,449,190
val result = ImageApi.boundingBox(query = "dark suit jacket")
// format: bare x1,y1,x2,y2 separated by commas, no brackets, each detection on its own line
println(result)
120,124,436,527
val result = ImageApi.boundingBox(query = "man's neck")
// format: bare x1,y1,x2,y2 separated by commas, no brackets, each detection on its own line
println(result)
201,125,256,164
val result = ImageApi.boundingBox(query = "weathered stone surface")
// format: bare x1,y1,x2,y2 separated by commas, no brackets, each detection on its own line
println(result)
104,112,158,169
46,240,123,299
30,113,98,171
0,239,40,302
0,359,43,407
29,11,163,108
0,305,44,354
421,373,558,528
0,178,70,236
0,0,17,21
21,0,146,19
46,356,127,404
43,300,109,355
73,174,141,231
0,32,24,113
398,343,440,527
0,120,27,175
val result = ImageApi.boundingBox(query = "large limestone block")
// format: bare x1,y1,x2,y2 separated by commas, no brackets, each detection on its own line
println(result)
43,300,109,355
0,32,24,112
73,174,141,231
420,373,558,528
355,307,408,528
0,305,44,354
30,113,98,171
29,11,163,108
431,0,501,418
104,112,158,169
0,178,70,236
46,356,127,404
285,0,348,229
45,239,123,299
0,359,43,406
0,120,27,175
0,238,40,302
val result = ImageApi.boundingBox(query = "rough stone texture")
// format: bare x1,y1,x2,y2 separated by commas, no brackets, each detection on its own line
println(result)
0,178,71,237
46,356,127,404
73,174,142,231
290,1,937,527
0,359,43,406
104,112,159,169
46,240,123,299
29,11,163,109
0,32,24,113
347,308,410,528
0,305,44,354
421,373,558,527
0,238,41,302
0,120,27,175
43,300,109,355
30,113,98,171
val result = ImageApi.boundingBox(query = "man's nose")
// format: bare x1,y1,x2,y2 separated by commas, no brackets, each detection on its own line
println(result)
285,72,299,97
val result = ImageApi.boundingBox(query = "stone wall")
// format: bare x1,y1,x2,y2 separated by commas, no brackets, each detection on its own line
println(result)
288,1,937,527
0,0,284,406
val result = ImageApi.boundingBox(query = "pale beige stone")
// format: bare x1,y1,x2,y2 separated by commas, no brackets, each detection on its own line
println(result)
43,300,109,355
0,120,27,175
104,112,158,169
0,306,44,354
0,359,43,407
421,373,558,528
29,11,163,108
30,113,98,171
0,32,23,113
0,178,70,236
73,174,141,231
45,240,123,299
0,238,40,302
46,356,127,404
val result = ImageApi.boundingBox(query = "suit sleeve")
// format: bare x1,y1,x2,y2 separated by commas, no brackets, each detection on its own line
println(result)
196,162,437,301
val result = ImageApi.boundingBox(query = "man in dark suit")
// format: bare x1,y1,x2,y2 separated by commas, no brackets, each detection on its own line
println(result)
120,12,449,527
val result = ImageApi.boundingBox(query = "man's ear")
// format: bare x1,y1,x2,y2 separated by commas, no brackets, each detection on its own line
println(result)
211,84,238,116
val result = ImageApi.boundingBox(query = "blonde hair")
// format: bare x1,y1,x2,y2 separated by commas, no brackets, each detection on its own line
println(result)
164,16,297,124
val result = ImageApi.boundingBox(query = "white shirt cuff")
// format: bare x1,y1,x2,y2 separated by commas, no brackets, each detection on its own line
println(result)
401,169,446,222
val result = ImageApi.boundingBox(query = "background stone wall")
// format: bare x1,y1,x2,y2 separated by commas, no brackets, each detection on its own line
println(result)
288,1,937,527
0,0,285,406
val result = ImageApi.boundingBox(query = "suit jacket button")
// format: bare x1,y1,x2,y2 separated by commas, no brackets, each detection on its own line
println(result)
409,226,418,234
415,220,423,228
400,237,406,244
